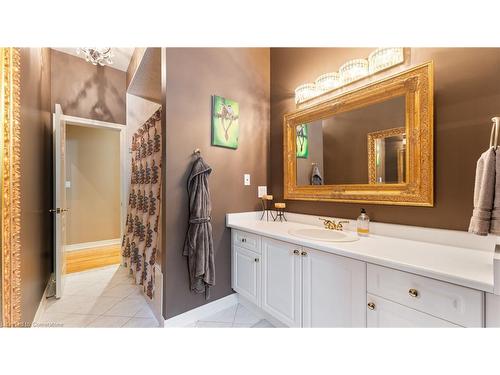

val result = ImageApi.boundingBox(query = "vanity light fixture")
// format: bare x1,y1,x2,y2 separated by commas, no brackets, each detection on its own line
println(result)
294,48,405,105
315,72,341,93
76,48,113,66
368,47,404,74
295,83,317,104
339,58,369,85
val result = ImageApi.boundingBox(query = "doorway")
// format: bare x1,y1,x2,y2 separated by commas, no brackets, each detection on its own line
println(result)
36,104,160,327
64,122,122,273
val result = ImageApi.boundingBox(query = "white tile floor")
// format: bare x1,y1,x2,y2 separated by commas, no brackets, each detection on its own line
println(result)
33,264,160,328
192,303,275,328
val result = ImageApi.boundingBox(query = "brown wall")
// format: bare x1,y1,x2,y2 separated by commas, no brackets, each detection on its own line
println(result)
163,48,270,318
322,95,405,184
50,49,126,123
66,125,121,244
296,121,324,185
271,48,500,231
19,48,53,324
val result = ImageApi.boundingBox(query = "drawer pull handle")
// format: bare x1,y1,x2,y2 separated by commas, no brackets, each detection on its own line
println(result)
301,251,307,256
293,250,300,255
241,238,246,243
254,258,259,263
367,302,375,310
408,288,419,298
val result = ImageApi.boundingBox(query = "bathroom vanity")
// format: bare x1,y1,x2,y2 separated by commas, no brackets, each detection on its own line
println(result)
227,212,499,328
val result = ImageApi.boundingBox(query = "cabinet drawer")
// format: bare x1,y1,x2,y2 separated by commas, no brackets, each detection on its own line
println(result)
367,264,484,327
233,230,261,254
366,294,460,328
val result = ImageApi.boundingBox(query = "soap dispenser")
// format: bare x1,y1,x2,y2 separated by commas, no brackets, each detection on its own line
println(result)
357,208,370,237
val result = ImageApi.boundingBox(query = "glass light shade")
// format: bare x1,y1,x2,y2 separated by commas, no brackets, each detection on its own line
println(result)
76,48,113,66
295,83,317,104
339,58,369,85
368,47,404,74
315,72,340,93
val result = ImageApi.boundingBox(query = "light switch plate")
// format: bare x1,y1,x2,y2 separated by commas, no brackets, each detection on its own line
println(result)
244,174,251,186
258,186,267,197
65,181,71,188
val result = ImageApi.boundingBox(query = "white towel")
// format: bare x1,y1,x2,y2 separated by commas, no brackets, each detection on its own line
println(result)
469,148,496,236
490,149,500,234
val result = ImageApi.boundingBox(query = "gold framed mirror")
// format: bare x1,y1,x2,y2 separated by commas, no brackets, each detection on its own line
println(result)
1,47,22,327
283,61,433,206
367,127,406,184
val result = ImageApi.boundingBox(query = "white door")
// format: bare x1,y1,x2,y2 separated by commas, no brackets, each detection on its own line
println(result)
53,104,68,298
366,294,459,328
232,245,261,306
261,238,302,327
302,248,366,327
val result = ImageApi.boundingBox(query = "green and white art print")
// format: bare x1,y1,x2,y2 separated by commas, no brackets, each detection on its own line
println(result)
211,95,239,149
296,124,309,158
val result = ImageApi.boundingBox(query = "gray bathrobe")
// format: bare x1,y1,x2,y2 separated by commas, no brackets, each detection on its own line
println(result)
311,164,323,185
183,156,215,299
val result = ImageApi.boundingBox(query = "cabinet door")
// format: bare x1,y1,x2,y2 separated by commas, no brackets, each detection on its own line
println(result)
261,237,302,327
232,245,261,306
366,294,460,328
302,248,366,327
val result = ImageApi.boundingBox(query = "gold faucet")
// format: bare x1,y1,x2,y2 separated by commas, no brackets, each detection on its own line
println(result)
319,218,350,231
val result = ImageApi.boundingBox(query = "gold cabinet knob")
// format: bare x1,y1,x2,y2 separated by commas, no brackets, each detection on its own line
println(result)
408,288,419,298
367,302,375,310
293,250,300,255
301,251,307,256
254,258,259,263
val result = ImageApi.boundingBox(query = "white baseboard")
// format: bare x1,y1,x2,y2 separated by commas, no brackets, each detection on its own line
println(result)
164,293,239,328
65,238,121,252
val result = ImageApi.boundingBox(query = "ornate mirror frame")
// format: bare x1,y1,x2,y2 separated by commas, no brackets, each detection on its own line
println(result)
367,127,406,184
1,48,22,327
283,61,434,206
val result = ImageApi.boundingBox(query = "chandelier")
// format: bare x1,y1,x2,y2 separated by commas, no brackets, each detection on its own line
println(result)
76,48,113,66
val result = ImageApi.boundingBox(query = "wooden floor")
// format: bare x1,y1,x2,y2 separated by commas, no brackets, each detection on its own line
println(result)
66,244,121,274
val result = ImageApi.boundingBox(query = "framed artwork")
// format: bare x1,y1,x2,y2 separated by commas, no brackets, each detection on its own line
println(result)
211,95,239,149
296,124,309,158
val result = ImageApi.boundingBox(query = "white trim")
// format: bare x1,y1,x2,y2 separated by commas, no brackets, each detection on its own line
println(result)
164,293,239,328
65,238,121,252
62,114,124,130
59,106,127,242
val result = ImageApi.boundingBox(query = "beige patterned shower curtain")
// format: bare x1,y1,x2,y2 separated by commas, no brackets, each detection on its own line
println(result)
122,108,162,299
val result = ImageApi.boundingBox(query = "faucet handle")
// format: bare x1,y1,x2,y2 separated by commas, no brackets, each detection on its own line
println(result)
336,220,350,231
319,217,335,229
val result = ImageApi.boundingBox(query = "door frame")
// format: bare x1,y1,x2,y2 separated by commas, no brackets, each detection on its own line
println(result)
58,110,127,240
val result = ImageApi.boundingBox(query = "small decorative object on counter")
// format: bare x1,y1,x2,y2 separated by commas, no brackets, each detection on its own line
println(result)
260,194,274,221
357,208,370,236
273,202,287,222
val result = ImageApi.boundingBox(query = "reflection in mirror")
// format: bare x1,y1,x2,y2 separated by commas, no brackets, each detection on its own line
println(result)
295,95,406,186
368,128,406,184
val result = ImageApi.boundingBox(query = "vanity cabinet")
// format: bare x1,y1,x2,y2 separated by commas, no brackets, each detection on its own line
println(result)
366,294,459,327
367,264,484,327
233,230,367,327
231,229,486,328
261,238,302,327
232,245,261,307
302,247,366,327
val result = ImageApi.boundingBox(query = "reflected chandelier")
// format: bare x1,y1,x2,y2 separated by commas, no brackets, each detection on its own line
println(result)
76,48,113,66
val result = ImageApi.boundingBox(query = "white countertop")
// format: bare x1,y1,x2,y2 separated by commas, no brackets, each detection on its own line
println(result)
226,214,495,293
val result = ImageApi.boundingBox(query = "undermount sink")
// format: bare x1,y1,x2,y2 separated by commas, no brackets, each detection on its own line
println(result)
288,228,359,242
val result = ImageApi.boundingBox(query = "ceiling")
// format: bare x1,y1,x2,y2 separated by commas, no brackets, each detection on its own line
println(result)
51,48,135,72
